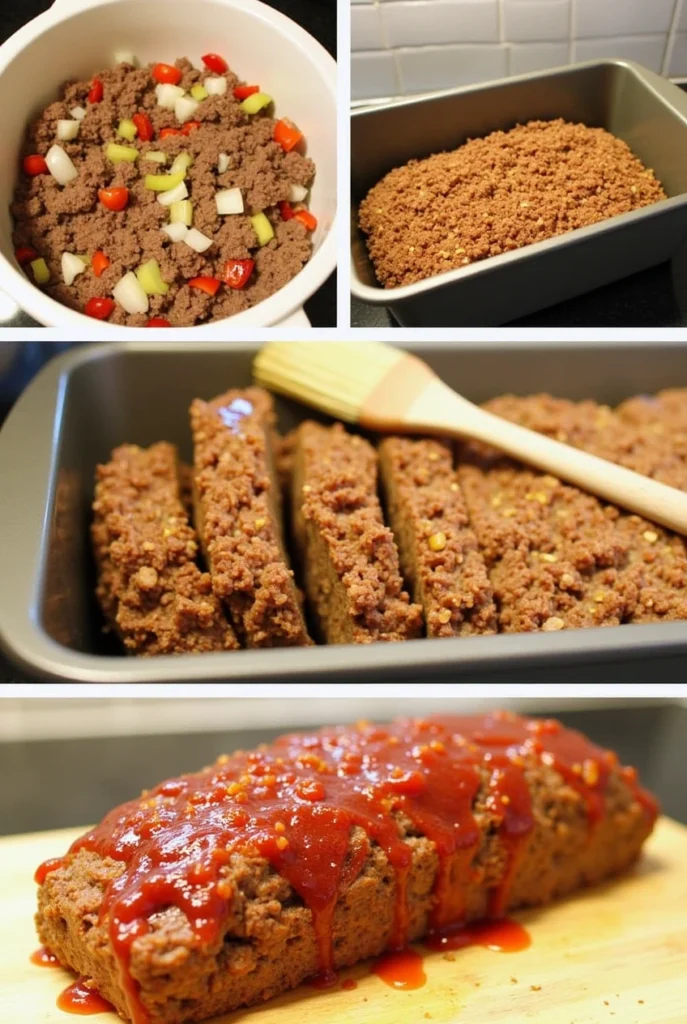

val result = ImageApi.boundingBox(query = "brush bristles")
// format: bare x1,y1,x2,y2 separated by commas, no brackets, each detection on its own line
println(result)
253,342,405,423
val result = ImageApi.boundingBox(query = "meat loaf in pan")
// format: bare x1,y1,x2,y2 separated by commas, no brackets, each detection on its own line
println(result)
190,387,311,647
35,712,658,1024
288,420,423,643
92,442,238,655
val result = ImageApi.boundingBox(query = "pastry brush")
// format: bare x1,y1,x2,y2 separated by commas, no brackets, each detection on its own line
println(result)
254,341,687,535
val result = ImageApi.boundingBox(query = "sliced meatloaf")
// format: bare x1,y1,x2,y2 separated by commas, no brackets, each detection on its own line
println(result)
91,441,237,655
378,435,496,637
190,386,311,647
288,420,423,643
35,713,658,1024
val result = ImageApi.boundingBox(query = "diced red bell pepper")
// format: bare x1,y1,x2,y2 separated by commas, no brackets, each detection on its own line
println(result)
180,120,201,136
202,53,228,75
189,276,221,296
274,118,303,152
88,78,104,103
15,245,39,264
293,208,318,232
233,84,259,100
146,317,172,327
132,112,154,142
152,63,182,85
98,187,129,212
278,200,295,221
84,296,115,320
92,251,110,277
224,258,254,290
23,154,48,176
159,127,182,139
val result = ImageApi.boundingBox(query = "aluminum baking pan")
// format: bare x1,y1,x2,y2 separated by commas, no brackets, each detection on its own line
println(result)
1,340,687,684
351,60,687,327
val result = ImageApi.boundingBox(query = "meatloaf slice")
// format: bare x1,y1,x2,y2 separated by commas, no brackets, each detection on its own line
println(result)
378,436,496,637
190,386,311,647
91,442,238,655
35,713,658,1024
288,421,423,643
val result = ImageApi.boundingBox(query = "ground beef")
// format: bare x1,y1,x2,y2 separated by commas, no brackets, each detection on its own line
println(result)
190,388,311,648
92,442,238,655
458,392,687,632
35,713,657,1024
378,436,496,637
12,58,315,325
359,119,666,289
288,421,424,643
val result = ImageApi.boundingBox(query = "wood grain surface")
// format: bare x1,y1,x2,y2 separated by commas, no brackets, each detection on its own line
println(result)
2,818,686,1024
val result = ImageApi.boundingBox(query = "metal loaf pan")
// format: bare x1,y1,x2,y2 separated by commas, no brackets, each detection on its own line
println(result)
1,341,687,683
351,61,687,326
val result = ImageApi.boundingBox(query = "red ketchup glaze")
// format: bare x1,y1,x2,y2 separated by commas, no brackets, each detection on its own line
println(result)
57,979,114,1015
341,978,358,991
31,945,61,967
425,917,531,953
34,714,658,1024
35,857,66,885
374,948,427,990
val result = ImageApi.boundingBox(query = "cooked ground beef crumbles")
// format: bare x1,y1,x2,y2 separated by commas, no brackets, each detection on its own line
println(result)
359,119,667,289
12,57,316,325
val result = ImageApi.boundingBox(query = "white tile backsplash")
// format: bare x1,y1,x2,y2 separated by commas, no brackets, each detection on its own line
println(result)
352,4,385,49
509,41,570,75
574,0,675,39
573,34,666,73
383,1,499,48
351,0,686,102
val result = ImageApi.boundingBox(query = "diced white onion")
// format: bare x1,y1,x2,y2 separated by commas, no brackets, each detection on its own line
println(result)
205,76,227,96
57,119,80,142
61,252,86,286
175,95,199,124
289,183,308,203
156,83,185,109
215,187,243,215
70,106,87,121
113,271,149,315
115,51,138,66
162,222,189,242
46,144,78,186
217,152,231,173
157,181,189,206
184,227,213,253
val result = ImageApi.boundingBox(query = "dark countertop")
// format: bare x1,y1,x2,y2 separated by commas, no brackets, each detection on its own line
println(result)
1,0,336,327
2,704,685,834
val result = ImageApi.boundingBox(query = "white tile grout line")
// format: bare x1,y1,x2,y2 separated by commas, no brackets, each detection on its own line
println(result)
663,0,684,76
337,0,351,327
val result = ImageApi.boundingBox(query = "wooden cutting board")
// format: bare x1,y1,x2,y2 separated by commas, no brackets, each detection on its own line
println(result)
2,818,686,1024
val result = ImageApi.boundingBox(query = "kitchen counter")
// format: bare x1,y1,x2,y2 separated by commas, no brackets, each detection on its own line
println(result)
1,704,685,833
1,0,336,327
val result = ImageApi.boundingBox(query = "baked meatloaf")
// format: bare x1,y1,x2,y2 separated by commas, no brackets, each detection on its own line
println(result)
288,420,423,643
190,386,311,647
92,441,238,655
35,712,658,1024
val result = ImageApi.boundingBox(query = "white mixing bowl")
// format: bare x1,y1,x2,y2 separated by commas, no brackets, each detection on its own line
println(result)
0,0,337,331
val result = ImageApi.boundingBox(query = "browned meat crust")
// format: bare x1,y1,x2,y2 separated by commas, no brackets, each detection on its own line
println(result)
190,387,311,647
377,436,496,637
91,442,238,655
457,392,687,632
289,421,423,643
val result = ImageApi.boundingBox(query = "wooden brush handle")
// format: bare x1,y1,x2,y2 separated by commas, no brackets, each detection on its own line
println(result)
406,379,687,535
